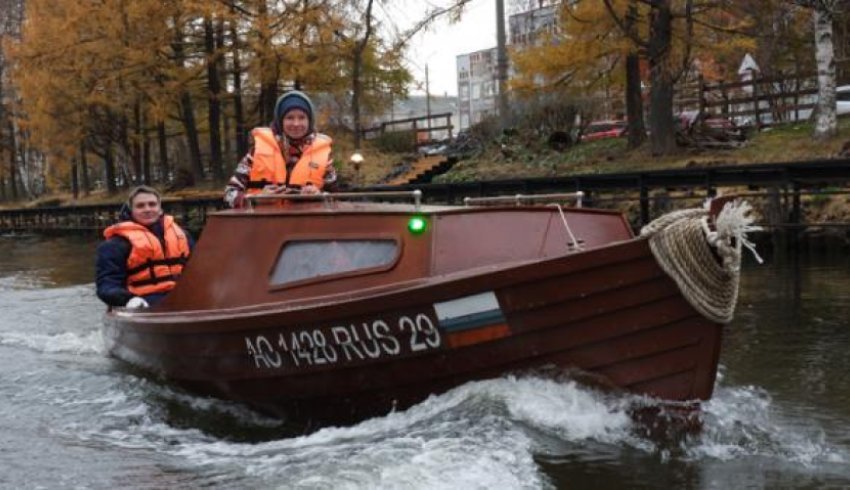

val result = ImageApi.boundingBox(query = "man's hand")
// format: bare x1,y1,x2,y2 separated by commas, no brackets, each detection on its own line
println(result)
300,183,320,195
126,296,150,309
262,185,300,194
232,192,247,209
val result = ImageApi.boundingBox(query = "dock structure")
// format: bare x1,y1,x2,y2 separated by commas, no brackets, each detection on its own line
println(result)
3,160,850,234
0,199,225,235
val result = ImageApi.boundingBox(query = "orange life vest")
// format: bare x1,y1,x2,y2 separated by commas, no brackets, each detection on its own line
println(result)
247,127,333,194
103,215,191,297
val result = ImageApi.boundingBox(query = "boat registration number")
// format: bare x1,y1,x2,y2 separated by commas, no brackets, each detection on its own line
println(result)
245,311,442,370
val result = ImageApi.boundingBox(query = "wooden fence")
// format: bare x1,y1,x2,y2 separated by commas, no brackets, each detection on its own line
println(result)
361,112,454,146
675,70,824,128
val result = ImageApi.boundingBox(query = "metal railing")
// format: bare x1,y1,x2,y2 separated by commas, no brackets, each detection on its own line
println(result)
463,192,584,208
247,190,424,210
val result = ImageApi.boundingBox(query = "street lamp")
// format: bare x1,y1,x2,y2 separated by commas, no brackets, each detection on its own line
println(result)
350,151,364,187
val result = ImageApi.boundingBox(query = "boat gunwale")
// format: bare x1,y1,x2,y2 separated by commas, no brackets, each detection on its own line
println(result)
107,235,646,326
210,202,628,218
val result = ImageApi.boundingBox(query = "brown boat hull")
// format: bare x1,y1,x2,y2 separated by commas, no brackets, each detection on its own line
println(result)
104,237,722,425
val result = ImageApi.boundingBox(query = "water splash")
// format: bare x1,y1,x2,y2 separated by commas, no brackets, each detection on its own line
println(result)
690,383,848,466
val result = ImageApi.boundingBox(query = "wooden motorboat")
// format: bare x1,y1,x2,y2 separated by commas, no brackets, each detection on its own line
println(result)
103,191,746,425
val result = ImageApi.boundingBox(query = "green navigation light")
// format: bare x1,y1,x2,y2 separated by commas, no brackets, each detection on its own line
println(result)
407,216,427,235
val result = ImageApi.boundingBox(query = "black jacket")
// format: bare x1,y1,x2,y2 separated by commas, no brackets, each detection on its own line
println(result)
95,208,194,307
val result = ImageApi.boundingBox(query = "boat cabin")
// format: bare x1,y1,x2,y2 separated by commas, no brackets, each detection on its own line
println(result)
159,196,633,311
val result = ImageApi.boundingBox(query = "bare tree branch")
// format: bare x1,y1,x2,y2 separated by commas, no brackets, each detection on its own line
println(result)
393,0,475,49
602,0,648,48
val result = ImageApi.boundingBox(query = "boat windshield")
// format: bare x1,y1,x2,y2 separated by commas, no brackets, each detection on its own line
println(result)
270,239,399,286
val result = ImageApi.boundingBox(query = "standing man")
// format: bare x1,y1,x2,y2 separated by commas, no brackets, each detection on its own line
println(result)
224,90,338,208
96,186,193,308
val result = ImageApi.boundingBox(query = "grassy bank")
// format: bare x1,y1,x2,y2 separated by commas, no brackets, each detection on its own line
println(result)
434,119,850,183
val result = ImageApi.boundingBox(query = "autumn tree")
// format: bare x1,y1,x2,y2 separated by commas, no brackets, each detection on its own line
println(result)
5,0,423,196
331,0,412,147
511,2,644,146
512,0,770,155
9,0,193,192
604,0,695,155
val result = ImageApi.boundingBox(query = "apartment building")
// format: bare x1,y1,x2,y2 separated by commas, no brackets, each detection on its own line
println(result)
456,4,559,129
509,4,559,48
456,48,500,130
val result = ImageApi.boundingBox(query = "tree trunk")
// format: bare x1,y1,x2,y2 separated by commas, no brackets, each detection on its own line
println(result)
647,1,676,156
352,59,363,148
142,114,151,185
179,94,204,180
119,113,133,187
104,144,117,194
80,141,90,196
625,1,645,149
222,97,232,162
626,52,646,148
229,20,247,156
351,0,376,149
173,16,204,180
71,158,79,199
256,0,277,124
18,126,32,198
813,4,838,139
205,16,223,180
0,54,7,200
132,100,143,184
7,120,18,199
216,19,231,162
157,121,169,185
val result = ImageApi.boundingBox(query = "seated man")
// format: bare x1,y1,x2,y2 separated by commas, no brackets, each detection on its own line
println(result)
96,186,194,308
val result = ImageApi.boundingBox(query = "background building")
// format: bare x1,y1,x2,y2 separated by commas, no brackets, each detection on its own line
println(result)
456,48,500,130
509,4,558,48
456,4,559,130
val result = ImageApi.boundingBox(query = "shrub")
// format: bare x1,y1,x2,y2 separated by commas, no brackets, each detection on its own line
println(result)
372,130,416,153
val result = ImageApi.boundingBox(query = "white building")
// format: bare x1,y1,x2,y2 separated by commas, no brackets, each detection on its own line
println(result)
509,4,559,48
456,4,559,130
456,48,499,130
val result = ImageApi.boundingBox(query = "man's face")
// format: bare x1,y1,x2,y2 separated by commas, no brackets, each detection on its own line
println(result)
130,192,162,226
282,109,310,140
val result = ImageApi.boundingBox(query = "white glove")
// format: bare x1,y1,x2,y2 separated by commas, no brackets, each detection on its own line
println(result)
125,296,149,309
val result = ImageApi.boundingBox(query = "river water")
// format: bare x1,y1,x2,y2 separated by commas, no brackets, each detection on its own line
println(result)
1,234,848,489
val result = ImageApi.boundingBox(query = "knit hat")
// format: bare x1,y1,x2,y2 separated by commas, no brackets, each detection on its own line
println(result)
273,90,315,135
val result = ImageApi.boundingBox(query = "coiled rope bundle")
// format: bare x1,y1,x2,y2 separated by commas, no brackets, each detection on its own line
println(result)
640,200,762,324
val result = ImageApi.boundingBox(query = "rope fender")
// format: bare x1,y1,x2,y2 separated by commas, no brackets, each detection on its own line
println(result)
640,200,761,324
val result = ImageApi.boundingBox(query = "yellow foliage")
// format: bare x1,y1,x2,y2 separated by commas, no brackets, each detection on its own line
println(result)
510,0,783,99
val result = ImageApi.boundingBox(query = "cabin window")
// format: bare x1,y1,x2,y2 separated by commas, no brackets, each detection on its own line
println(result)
270,239,398,286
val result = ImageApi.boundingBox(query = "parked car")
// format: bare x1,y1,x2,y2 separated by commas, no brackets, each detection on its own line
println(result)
676,110,736,132
835,85,850,115
581,120,627,142
676,110,745,144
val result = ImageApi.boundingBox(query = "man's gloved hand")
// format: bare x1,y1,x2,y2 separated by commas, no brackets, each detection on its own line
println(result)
125,296,149,309
232,191,247,209
300,183,320,195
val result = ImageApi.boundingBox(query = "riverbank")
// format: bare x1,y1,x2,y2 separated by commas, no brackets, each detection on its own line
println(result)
435,119,850,183
3,119,850,212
